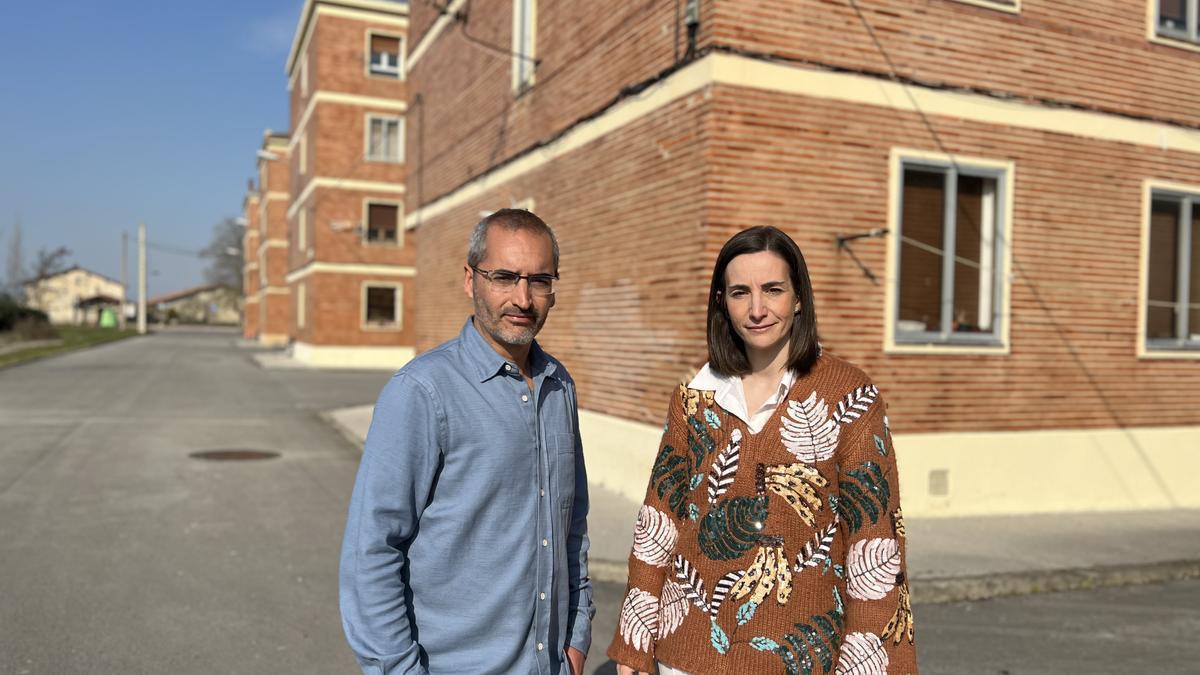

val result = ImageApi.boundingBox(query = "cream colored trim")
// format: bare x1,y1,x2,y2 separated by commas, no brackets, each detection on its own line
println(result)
264,191,289,201
1137,178,1200,359
288,177,406,220
361,280,403,331
298,134,307,176
361,197,405,247
286,262,416,283
407,0,467,72
297,281,307,328
951,0,1020,14
364,28,406,81
289,92,408,152
406,52,1200,228
292,341,415,369
256,238,289,260
578,406,1200,516
298,208,308,251
253,286,291,302
883,148,1014,356
287,0,409,76
259,333,290,348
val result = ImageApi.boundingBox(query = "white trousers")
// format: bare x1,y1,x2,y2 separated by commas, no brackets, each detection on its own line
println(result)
658,664,691,675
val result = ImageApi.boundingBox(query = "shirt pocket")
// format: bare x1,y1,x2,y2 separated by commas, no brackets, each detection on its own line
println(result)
552,432,576,503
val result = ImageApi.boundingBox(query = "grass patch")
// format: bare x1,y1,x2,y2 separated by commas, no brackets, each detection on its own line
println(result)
0,326,138,369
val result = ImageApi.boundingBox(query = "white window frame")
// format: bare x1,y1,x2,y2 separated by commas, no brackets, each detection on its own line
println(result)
1152,0,1200,47
364,114,404,163
362,198,403,247
1138,180,1200,358
361,282,402,330
951,0,1020,13
365,30,405,80
884,148,1014,355
511,0,537,94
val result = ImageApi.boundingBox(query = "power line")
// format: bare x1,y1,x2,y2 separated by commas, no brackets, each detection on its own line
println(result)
844,0,1177,505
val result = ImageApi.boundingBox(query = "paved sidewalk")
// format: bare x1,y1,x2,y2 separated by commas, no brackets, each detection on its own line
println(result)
326,403,1200,604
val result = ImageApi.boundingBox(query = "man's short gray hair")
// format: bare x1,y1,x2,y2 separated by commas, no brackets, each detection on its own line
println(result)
467,208,560,272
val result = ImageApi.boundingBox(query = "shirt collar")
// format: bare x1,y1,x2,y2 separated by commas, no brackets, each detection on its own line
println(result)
688,362,796,416
460,317,561,383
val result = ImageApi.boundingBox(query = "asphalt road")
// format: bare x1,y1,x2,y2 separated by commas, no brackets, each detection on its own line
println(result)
4,329,1197,675
587,577,1200,674
0,329,390,674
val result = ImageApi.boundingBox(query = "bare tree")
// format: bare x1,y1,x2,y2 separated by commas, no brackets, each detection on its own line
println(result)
200,217,243,293
30,246,72,280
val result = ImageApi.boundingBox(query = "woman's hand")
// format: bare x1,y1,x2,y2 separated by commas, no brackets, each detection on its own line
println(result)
616,665,651,675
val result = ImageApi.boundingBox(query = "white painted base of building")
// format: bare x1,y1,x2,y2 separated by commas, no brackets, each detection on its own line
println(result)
258,333,289,348
577,408,1200,518
291,341,414,370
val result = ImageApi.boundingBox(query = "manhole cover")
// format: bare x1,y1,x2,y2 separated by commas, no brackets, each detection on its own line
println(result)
189,449,280,461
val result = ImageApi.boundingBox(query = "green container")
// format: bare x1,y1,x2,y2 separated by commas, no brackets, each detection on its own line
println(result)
99,308,117,328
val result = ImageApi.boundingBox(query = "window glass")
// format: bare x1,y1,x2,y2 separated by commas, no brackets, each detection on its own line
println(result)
1159,0,1189,31
898,168,945,334
1147,198,1180,340
366,287,396,325
368,204,398,243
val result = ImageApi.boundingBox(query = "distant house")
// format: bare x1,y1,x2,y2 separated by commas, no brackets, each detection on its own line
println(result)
148,284,241,325
22,266,126,325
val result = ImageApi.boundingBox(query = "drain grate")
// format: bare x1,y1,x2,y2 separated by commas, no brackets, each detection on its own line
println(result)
189,449,280,461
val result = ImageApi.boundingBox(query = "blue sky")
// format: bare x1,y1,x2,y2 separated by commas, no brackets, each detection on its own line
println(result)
0,0,302,297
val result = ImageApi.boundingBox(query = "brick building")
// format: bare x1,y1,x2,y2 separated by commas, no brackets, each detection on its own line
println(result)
404,0,1200,516
282,0,415,368
241,184,261,340
254,132,292,347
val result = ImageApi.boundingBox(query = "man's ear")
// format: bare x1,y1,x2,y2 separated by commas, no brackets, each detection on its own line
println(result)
463,265,475,300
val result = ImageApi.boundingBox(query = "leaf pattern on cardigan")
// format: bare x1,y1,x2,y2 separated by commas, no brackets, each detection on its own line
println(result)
835,632,889,675
795,521,838,571
707,429,742,505
632,505,678,568
729,541,792,606
618,587,659,653
780,392,840,463
657,580,691,640
697,495,769,561
833,385,879,425
845,537,901,601
757,461,829,528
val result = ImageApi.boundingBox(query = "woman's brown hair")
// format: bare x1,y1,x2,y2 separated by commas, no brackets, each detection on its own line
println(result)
706,226,820,377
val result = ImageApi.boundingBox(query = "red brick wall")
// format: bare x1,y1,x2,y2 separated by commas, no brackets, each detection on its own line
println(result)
415,92,714,422
710,0,1200,127
298,272,416,347
406,0,700,207
706,83,1200,433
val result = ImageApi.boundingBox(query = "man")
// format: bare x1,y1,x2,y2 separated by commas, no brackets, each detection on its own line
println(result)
339,209,593,675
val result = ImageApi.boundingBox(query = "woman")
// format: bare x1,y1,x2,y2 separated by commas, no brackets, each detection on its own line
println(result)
607,226,917,674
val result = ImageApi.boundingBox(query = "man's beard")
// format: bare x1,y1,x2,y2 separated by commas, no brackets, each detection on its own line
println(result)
473,293,544,347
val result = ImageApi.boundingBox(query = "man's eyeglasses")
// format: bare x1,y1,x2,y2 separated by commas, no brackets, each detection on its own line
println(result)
470,265,558,296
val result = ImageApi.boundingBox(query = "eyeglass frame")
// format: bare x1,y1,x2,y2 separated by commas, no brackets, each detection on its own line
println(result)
469,265,559,296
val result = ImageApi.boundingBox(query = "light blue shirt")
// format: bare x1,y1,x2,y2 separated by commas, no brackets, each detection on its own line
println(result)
339,318,593,675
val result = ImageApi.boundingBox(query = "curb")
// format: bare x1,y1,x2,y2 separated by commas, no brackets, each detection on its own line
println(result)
320,410,368,452
586,558,1200,604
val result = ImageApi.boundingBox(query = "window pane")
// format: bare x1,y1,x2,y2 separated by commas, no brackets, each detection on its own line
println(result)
1147,198,1180,340
368,204,398,242
386,120,400,160
370,35,400,54
1191,204,1200,340
952,175,997,334
898,168,945,334
1159,0,1188,31
369,120,383,158
366,287,396,324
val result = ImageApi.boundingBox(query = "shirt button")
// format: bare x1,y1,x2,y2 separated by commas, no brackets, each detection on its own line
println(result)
539,592,546,600
542,538,549,547
521,394,529,402
505,364,513,372
537,642,544,651
540,488,545,497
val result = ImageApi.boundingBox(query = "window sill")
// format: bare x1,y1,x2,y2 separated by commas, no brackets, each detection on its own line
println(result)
886,338,1010,356
1149,33,1200,54
950,0,1020,15
362,322,402,332
1139,346,1200,360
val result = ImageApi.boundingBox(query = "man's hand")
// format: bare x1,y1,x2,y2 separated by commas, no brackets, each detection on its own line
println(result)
615,665,650,675
565,646,586,675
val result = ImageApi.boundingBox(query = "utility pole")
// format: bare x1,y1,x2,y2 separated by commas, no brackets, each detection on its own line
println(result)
119,231,128,330
137,223,147,335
